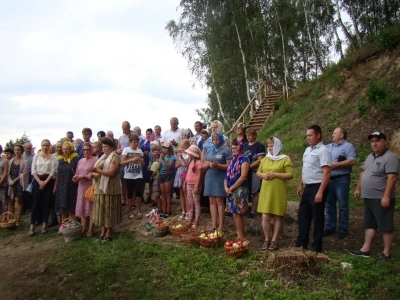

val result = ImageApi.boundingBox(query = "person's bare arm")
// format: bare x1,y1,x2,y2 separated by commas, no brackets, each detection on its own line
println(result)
381,174,398,208
315,166,331,203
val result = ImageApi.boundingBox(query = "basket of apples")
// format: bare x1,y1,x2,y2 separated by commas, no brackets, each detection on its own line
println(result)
197,222,224,248
0,212,17,231
224,233,249,258
181,223,199,245
154,217,169,237
169,215,189,237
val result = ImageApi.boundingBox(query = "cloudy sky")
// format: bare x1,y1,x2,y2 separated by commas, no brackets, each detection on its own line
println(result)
0,0,208,148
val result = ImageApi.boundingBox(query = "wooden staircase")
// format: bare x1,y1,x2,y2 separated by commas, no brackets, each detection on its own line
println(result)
227,80,285,140
246,93,280,132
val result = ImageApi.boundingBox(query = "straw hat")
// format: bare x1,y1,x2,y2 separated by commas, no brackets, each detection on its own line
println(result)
185,145,201,158
150,140,161,149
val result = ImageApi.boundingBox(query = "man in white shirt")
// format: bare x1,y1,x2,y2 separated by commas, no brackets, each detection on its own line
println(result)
296,125,332,253
160,117,182,152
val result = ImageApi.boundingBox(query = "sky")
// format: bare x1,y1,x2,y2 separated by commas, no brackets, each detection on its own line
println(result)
0,0,208,149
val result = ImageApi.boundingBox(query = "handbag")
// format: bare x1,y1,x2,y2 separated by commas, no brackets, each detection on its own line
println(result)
85,184,94,202
26,179,34,193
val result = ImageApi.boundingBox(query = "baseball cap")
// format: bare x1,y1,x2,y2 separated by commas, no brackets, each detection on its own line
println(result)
368,131,387,140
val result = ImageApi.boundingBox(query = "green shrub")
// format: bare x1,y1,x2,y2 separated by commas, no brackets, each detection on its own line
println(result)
366,78,398,111
356,97,368,117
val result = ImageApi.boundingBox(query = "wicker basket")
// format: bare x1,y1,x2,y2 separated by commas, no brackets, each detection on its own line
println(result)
169,215,189,237
60,220,82,242
181,223,199,246
224,233,250,259
197,222,223,248
0,212,17,231
154,217,169,237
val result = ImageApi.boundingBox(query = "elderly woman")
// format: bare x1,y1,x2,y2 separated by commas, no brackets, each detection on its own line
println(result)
0,145,9,214
90,137,121,241
224,140,250,240
257,136,293,251
72,142,98,236
8,144,28,226
54,141,79,223
29,139,57,235
243,128,266,219
202,120,229,152
203,132,232,231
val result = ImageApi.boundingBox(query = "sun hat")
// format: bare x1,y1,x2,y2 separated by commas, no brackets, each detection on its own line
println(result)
162,141,171,148
185,145,201,158
368,131,387,140
150,140,161,149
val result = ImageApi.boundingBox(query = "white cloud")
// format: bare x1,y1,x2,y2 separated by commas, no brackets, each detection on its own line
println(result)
0,1,209,148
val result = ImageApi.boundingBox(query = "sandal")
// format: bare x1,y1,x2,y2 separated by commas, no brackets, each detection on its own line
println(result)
261,241,271,251
178,212,186,221
129,214,135,219
268,241,278,251
137,212,143,219
102,236,113,242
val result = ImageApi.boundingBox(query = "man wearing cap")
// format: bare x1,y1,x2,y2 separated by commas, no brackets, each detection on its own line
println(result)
324,127,356,240
296,125,332,253
350,132,398,260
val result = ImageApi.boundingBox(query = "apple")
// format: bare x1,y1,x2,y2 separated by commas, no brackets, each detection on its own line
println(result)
225,241,233,247
200,233,206,238
232,243,239,248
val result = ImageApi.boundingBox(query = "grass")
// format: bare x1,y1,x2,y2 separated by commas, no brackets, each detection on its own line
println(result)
48,231,400,299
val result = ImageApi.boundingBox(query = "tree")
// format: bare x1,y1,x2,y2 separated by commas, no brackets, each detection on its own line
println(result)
5,133,31,149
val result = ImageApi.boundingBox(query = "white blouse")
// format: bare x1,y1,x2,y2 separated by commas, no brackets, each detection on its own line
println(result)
31,155,57,177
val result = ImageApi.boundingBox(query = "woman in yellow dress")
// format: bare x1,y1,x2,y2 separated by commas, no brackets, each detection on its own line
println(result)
257,137,293,251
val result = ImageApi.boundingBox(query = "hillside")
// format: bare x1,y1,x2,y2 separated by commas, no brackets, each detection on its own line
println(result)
257,41,400,201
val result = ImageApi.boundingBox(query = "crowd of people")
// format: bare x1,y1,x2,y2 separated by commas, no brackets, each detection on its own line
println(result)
0,119,397,260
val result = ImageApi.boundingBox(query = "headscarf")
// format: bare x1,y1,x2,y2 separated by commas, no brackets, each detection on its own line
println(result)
266,137,288,161
210,132,224,154
58,141,79,163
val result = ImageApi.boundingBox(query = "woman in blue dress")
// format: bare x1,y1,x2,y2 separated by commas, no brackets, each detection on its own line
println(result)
203,132,232,231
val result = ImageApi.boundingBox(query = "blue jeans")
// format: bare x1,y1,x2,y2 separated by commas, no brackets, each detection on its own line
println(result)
325,174,350,233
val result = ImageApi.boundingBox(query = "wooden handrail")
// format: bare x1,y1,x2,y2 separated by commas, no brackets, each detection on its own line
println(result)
226,81,266,136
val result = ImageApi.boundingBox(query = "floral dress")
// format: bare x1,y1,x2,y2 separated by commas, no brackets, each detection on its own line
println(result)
225,156,249,215
9,162,23,198
55,157,79,214
173,153,189,188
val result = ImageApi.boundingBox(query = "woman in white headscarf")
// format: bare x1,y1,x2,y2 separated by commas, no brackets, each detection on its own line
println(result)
256,136,293,251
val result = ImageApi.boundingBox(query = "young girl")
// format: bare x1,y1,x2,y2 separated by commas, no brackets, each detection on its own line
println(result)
159,142,176,218
150,145,161,212
183,145,202,229
174,139,190,220
121,134,145,219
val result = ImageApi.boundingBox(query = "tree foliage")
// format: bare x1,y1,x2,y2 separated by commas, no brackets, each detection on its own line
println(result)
5,133,31,149
166,0,400,127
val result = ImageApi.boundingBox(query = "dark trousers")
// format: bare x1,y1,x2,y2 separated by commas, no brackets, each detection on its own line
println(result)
30,179,55,225
296,183,329,252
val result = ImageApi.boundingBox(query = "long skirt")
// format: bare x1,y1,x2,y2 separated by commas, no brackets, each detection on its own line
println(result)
92,194,122,227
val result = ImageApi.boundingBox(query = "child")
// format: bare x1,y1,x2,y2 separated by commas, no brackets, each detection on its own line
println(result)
159,142,176,218
183,145,202,228
174,139,190,220
150,150,161,212
121,134,145,219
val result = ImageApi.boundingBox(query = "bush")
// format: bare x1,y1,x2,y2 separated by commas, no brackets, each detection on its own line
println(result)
356,97,368,117
366,78,398,111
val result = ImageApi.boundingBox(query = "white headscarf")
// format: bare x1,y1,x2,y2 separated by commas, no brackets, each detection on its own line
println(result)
266,137,287,161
